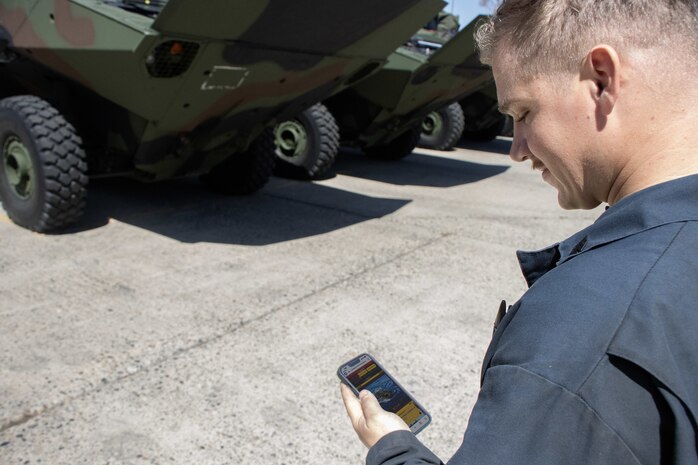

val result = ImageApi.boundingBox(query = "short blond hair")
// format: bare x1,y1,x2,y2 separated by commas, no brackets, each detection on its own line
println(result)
476,0,698,76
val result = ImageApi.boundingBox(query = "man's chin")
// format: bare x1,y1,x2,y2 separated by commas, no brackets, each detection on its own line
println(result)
557,192,602,210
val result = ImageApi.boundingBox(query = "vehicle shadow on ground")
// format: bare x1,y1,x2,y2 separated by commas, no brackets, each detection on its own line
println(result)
332,146,509,187
66,177,411,245
62,140,511,244
456,137,513,156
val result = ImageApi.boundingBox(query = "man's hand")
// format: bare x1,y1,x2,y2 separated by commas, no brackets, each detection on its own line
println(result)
340,383,410,448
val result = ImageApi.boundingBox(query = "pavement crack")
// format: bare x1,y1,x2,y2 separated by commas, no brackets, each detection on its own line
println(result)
0,233,451,434
237,231,454,326
145,231,454,363
0,410,43,434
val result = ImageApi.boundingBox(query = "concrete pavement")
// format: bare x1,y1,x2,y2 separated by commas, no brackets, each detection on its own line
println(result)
0,139,600,465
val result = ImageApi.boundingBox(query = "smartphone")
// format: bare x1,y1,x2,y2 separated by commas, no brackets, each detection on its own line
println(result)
337,353,431,434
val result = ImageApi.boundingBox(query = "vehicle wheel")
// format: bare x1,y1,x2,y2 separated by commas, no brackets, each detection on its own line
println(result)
0,95,87,232
200,128,276,194
419,103,465,151
274,103,339,180
364,127,421,161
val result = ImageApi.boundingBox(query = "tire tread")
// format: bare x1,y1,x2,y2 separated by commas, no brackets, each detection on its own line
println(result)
0,95,87,232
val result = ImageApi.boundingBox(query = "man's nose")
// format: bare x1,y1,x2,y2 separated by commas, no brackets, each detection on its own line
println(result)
509,127,530,162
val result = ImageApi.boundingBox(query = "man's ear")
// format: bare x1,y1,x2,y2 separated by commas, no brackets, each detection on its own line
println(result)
582,45,621,116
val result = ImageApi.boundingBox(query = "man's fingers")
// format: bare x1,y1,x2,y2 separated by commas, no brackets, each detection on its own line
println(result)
342,385,409,448
340,383,364,426
359,389,385,418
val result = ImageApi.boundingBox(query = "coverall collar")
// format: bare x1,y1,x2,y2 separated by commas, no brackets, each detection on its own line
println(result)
517,174,698,288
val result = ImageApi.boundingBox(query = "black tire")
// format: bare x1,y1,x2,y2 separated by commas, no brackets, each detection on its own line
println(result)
364,127,421,161
418,103,465,151
200,128,276,195
0,95,87,232
274,103,339,180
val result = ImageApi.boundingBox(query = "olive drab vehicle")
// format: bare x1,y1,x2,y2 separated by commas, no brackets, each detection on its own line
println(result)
413,13,508,149
411,11,466,152
0,0,445,232
272,14,496,179
409,10,460,52
330,15,495,159
458,80,509,142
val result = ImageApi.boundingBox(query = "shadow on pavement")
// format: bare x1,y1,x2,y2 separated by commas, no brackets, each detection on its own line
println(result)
65,177,410,245
59,140,512,243
456,137,513,156
332,146,509,187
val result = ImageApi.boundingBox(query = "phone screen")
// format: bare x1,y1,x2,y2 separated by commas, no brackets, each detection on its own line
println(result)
338,353,431,434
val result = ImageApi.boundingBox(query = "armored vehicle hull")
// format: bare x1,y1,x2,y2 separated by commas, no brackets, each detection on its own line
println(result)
0,0,444,231
458,81,508,142
272,15,496,178
326,16,493,155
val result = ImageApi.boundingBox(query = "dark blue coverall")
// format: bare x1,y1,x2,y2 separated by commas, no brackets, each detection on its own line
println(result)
367,175,698,465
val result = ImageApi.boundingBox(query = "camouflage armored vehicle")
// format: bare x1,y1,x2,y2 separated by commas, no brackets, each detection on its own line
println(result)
273,15,494,179
0,0,445,232
416,14,509,148
408,10,460,54
410,11,465,152
458,81,509,142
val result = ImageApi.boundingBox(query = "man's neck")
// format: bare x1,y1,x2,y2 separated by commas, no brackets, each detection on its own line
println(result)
605,95,698,205
608,146,698,206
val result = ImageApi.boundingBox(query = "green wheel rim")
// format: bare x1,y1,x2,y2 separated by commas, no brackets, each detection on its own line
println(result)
3,136,34,200
422,111,444,137
274,119,309,163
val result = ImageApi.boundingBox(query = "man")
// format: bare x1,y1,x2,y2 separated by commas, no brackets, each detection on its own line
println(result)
341,0,698,463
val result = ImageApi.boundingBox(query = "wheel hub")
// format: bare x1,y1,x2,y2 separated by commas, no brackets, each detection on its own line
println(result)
274,120,308,163
422,111,444,137
3,136,34,200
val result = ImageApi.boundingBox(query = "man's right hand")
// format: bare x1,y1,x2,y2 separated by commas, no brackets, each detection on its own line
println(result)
340,383,410,449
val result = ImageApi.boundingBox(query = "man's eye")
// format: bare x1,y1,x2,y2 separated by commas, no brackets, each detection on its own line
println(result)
515,112,529,123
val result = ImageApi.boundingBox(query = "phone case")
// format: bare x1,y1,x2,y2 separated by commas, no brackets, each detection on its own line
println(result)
337,353,432,434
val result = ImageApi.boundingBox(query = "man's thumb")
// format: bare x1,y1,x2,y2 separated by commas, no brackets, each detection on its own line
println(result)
359,390,385,416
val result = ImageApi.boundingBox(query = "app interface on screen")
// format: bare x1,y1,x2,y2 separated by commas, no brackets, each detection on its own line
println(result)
341,355,428,431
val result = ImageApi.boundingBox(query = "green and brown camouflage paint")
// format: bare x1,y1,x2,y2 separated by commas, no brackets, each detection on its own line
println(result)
0,0,445,179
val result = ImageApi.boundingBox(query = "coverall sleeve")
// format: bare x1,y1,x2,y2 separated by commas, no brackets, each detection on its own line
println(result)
368,365,642,465
367,430,443,465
